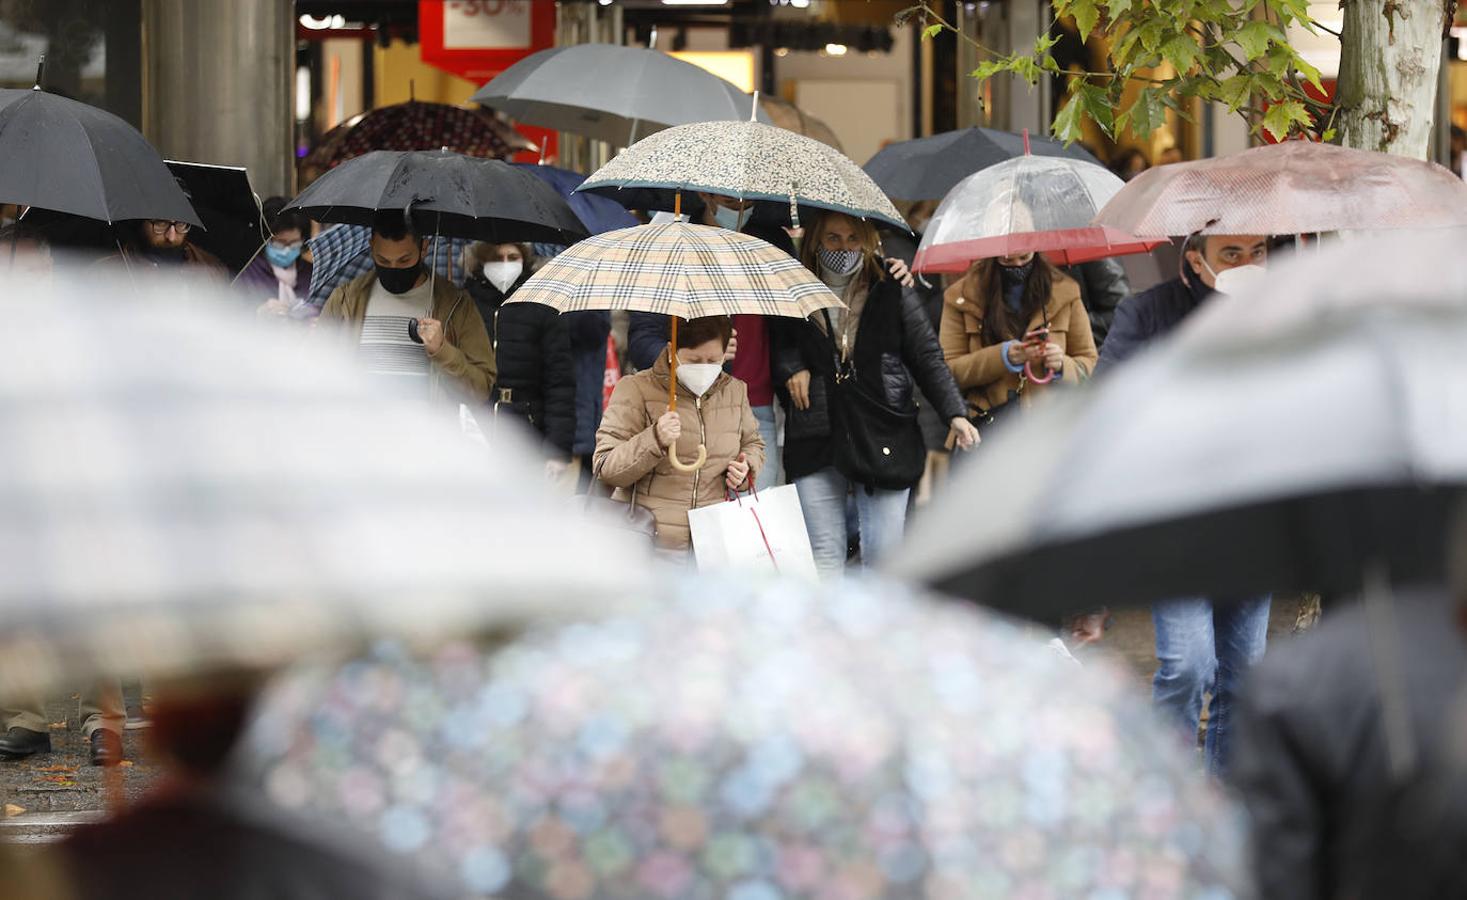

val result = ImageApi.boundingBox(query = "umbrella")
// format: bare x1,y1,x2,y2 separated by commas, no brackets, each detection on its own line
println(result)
760,95,843,151
0,266,653,701
301,101,534,173
864,126,1101,202
1094,140,1467,236
286,149,587,245
0,87,199,227
577,119,907,231
469,44,770,145
888,230,1467,622
305,224,474,310
243,575,1246,899
913,154,1165,272
166,160,266,275
511,162,639,236
508,221,842,471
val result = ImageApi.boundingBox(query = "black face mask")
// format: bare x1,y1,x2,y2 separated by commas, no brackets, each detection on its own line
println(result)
997,258,1034,288
142,245,187,265
376,263,422,295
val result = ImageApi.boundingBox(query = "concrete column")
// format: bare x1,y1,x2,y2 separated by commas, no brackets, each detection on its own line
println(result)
142,0,295,197
982,0,1048,135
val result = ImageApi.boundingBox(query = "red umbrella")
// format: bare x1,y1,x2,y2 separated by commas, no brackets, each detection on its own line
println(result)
1093,140,1467,236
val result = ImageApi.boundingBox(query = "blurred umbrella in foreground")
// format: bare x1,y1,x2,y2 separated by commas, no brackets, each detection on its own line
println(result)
0,267,653,701
244,576,1245,898
891,231,1467,621
1094,140,1467,237
914,154,1163,272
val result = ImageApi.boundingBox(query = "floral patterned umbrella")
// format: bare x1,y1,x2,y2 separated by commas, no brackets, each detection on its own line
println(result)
577,120,908,231
243,576,1247,899
302,102,534,175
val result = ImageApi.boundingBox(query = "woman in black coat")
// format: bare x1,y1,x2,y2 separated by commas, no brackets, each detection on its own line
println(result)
463,242,576,474
772,211,977,577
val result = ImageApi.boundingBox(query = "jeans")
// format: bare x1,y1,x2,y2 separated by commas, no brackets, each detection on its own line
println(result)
751,404,779,491
1152,595,1271,778
795,466,909,577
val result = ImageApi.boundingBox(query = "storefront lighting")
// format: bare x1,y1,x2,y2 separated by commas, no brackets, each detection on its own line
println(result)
775,47,790,57
298,14,345,30
661,0,729,5
599,0,613,5
824,43,848,56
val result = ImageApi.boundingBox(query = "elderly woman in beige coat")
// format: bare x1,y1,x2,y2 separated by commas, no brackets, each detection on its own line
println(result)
594,316,765,552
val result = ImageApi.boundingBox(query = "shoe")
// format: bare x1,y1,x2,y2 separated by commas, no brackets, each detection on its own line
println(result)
0,727,51,760
89,729,123,767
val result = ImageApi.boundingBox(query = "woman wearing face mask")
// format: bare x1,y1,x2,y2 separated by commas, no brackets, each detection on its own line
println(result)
239,197,315,319
772,211,977,577
594,316,765,554
463,242,576,472
939,251,1097,437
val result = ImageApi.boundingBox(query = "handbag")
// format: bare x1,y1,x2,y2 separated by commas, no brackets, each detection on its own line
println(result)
822,311,925,491
577,478,657,541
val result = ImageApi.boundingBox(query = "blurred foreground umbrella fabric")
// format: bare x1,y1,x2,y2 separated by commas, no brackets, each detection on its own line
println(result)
470,44,770,144
0,268,652,700
302,100,534,174
864,127,1100,202
0,87,200,227
1094,140,1467,236
244,576,1246,898
891,232,1467,620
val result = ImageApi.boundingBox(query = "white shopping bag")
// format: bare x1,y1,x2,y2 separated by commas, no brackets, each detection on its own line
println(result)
688,484,818,579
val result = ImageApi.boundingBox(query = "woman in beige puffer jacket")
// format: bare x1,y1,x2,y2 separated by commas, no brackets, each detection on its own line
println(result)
594,316,765,551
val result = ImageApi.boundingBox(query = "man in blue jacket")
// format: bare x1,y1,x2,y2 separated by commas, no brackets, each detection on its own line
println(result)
1099,231,1270,779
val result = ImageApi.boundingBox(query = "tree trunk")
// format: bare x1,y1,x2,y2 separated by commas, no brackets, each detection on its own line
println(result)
1335,0,1447,159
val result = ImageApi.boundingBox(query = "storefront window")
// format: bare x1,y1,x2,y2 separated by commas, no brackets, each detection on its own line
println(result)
0,0,141,125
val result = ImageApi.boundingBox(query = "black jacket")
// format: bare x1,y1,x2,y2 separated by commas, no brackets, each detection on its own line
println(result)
880,227,949,452
466,273,576,456
1094,268,1210,375
1061,257,1130,350
771,274,967,484
1234,585,1467,900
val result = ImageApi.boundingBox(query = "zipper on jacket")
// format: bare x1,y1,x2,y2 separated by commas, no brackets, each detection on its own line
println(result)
690,395,706,508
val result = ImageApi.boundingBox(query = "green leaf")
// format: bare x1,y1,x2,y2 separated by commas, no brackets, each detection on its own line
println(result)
1262,99,1309,140
1233,20,1283,61
1118,89,1168,138
1034,33,1061,54
1109,0,1134,17
1138,20,1166,53
1052,92,1087,144
1322,127,1337,142
1216,73,1253,110
1071,0,1101,41
1293,52,1325,93
969,59,1009,81
1113,26,1144,67
1160,34,1202,73
923,23,944,40
1080,83,1116,136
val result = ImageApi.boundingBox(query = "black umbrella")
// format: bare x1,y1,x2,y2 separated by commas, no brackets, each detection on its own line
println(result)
166,161,266,275
285,150,587,245
863,127,1100,202
0,87,200,226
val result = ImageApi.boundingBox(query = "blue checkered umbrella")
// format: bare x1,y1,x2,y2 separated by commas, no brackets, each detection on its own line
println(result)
306,224,473,309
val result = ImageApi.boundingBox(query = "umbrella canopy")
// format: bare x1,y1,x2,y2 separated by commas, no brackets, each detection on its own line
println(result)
305,224,474,310
470,44,770,145
0,87,199,227
0,267,653,701
243,576,1245,899
1094,140,1467,237
511,162,639,236
889,231,1467,622
507,221,842,320
578,120,907,231
286,149,587,245
864,127,1101,202
302,101,534,174
166,160,266,275
913,155,1164,272
760,95,843,151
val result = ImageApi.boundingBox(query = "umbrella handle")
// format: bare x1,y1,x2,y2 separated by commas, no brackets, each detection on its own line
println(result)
1024,360,1055,385
668,443,708,473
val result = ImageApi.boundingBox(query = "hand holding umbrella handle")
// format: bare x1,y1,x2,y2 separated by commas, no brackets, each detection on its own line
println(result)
668,443,708,473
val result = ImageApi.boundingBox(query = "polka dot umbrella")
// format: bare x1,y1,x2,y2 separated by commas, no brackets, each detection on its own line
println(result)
243,576,1247,899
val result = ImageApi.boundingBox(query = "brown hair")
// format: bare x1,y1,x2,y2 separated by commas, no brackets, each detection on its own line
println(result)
798,210,886,284
676,315,733,350
464,241,535,272
979,255,1060,345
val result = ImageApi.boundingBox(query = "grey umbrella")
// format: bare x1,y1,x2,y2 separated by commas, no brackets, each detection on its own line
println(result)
888,232,1467,621
864,126,1101,202
469,44,771,145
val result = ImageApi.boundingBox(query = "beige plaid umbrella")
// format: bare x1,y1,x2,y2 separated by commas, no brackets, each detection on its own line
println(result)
509,221,843,470
576,119,907,232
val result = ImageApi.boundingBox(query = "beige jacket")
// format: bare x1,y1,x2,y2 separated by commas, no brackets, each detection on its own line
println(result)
593,347,766,550
319,270,496,404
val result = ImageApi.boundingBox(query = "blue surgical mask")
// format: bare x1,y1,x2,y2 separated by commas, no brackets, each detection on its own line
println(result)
712,203,753,232
264,242,302,268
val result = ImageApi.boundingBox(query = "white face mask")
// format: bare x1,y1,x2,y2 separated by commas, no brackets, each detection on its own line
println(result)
676,362,722,398
1208,262,1266,297
483,260,523,294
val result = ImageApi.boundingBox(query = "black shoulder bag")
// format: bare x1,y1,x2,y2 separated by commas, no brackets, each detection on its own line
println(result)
823,309,926,492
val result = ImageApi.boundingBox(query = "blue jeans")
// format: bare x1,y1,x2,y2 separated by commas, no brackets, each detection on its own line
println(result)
751,404,779,491
1152,595,1271,778
795,466,908,577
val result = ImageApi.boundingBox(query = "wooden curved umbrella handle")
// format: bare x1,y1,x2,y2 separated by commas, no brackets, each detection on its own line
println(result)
668,443,708,473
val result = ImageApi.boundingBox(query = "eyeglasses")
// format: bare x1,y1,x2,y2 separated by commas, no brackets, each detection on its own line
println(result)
147,220,192,235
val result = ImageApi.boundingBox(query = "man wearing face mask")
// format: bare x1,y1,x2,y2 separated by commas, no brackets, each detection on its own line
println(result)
1095,231,1271,779
319,213,495,405
463,241,575,475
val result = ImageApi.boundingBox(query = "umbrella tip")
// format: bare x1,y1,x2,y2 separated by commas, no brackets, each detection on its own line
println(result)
750,90,760,123
1022,128,1031,155
32,54,44,90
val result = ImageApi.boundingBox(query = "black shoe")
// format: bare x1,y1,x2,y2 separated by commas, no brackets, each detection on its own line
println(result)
89,729,123,767
0,727,51,760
